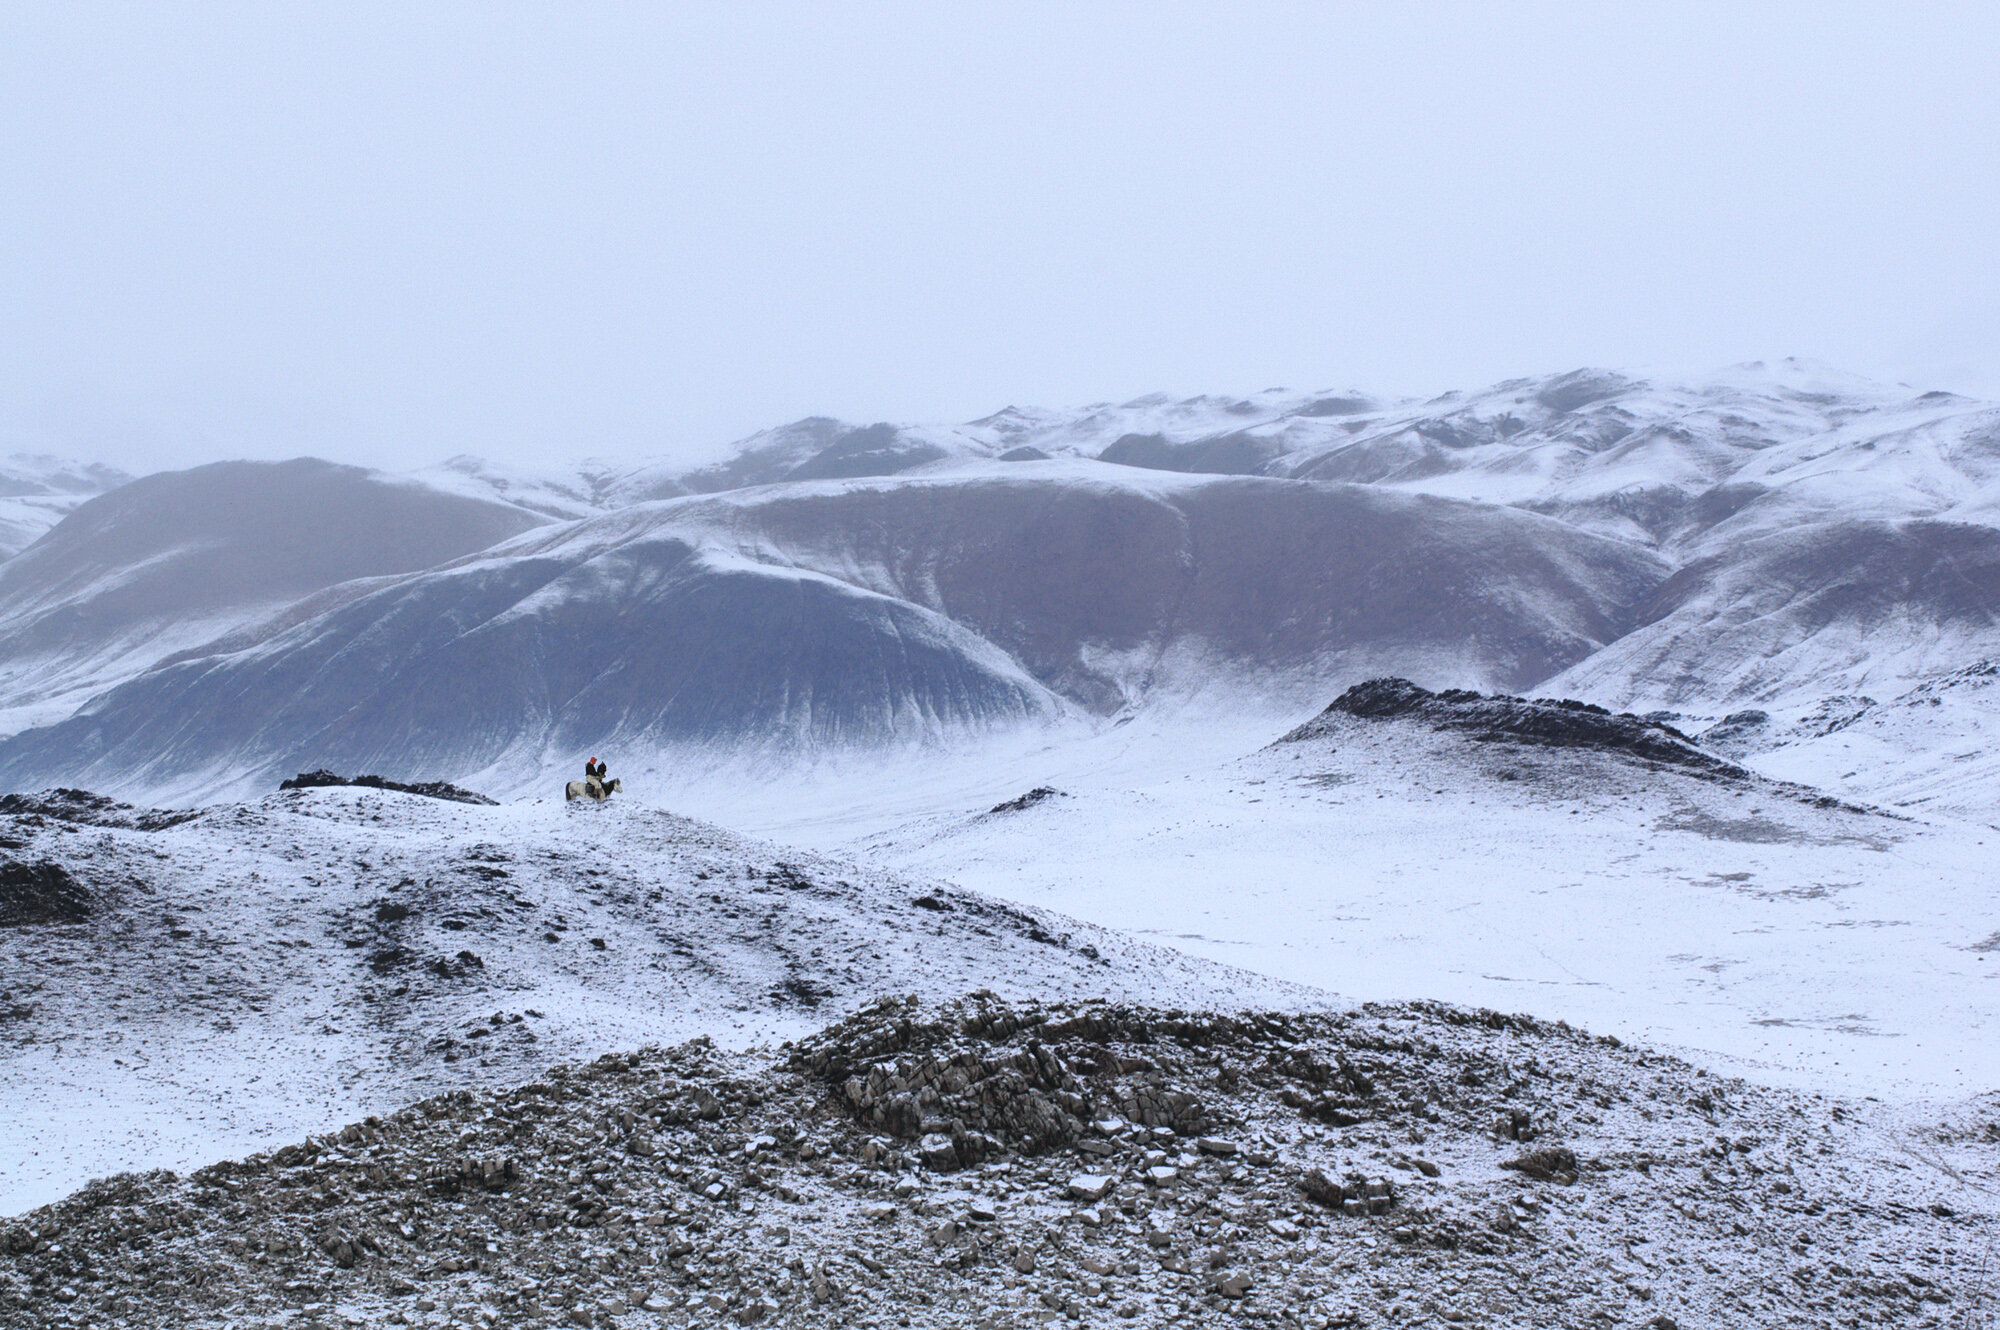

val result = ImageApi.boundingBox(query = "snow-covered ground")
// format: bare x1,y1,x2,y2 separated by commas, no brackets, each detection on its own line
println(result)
666,695,2000,1107
1717,660,2000,827
0,784,1307,1215
7,360,2000,1271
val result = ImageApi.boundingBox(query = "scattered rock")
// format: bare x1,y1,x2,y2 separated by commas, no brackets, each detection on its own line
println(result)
1289,678,1747,779
0,857,93,927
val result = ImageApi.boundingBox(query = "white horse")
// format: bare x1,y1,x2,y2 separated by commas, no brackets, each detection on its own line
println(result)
564,777,621,802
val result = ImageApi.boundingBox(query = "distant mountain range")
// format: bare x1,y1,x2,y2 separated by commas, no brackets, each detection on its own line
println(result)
2,360,1996,815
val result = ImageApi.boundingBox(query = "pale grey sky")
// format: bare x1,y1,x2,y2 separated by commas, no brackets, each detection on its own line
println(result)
4,3,1998,473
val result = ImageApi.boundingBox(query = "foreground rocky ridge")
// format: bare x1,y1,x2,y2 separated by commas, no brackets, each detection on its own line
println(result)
4,995,1993,1329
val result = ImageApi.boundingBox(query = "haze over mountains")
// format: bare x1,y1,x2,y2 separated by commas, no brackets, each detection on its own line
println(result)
0,359,1997,822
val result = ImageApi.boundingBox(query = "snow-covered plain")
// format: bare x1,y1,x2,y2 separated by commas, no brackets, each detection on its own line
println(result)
667,691,2000,1105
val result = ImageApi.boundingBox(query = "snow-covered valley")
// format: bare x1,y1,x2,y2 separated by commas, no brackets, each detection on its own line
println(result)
740,684,2000,1101
4,361,2000,1326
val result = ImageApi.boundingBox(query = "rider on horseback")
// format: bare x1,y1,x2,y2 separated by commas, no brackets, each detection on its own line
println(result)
585,756,609,797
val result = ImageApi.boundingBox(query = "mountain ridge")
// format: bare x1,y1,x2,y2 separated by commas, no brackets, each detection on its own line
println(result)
0,466,1666,802
2,362,1997,803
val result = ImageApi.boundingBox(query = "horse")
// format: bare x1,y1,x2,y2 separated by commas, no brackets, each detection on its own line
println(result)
564,777,621,802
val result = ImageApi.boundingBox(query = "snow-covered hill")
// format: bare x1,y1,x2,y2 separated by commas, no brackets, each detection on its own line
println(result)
0,454,131,562
1694,659,2000,826
0,463,1665,803
1545,516,2000,709
1,361,1994,808
0,783,1305,1213
8,993,1990,1330
0,459,549,738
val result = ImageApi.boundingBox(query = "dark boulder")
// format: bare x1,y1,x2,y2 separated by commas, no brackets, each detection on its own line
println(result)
988,786,1064,815
0,857,92,926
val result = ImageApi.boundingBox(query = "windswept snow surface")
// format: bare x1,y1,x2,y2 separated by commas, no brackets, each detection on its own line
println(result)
0,785,1308,1214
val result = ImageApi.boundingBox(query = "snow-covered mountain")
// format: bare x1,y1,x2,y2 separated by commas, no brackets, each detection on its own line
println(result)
9,361,2000,1284
0,463,1661,801
0,459,549,739
432,359,1997,544
0,362,1996,808
0,453,132,560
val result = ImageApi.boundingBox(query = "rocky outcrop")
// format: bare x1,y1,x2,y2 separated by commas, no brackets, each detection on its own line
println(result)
0,789,200,831
1288,678,1743,777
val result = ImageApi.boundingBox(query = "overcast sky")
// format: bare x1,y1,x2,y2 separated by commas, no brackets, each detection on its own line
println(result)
4,3,1998,474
